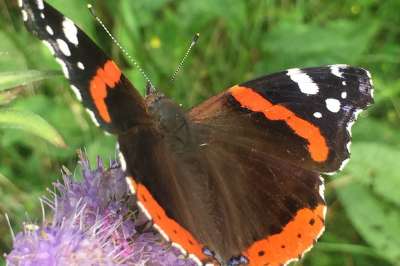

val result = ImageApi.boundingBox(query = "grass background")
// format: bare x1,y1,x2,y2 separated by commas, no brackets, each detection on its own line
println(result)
1,0,400,265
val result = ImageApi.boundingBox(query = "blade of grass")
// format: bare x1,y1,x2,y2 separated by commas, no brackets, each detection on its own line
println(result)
0,70,61,91
315,242,387,261
0,109,66,148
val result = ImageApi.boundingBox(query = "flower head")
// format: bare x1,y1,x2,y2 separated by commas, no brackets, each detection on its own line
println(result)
6,153,195,266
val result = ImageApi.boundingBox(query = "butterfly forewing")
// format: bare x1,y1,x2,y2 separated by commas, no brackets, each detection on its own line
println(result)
20,0,149,133
190,65,373,174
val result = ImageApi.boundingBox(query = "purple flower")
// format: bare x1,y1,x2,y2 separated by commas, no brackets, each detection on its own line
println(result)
6,152,196,266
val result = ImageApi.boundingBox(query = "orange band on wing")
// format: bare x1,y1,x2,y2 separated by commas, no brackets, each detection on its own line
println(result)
127,177,207,263
229,85,329,162
244,204,326,266
89,60,122,123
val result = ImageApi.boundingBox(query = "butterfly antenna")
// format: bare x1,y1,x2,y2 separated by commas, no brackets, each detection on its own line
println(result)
171,33,200,81
87,4,155,90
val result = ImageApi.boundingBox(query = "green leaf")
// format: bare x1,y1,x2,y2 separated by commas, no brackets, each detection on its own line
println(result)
0,70,61,91
342,142,400,205
352,118,400,147
336,181,400,264
260,18,379,72
0,172,29,211
315,242,384,259
0,109,66,148
0,32,28,71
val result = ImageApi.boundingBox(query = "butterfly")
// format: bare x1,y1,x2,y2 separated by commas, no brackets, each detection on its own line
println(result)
20,1,374,265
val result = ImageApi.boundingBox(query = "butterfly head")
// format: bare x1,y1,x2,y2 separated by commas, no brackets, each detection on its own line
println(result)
145,81,157,96
145,91,188,139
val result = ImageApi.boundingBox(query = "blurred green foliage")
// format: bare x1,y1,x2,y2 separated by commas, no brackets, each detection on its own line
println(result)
0,0,399,265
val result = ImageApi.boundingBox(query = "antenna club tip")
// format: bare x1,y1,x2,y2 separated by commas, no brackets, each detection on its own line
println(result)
87,4,95,16
192,33,200,44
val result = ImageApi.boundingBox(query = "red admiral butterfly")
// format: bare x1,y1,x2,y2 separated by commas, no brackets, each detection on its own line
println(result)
20,1,374,265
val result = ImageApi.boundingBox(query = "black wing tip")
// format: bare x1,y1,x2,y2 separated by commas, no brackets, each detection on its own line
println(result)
329,64,374,103
331,65,374,174
360,67,374,106
19,0,46,12
19,0,47,26
323,65,374,111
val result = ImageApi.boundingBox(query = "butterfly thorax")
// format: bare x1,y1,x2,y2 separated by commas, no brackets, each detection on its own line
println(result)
145,92,193,150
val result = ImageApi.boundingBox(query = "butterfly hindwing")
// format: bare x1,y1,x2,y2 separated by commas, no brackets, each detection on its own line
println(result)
20,0,149,133
120,119,326,266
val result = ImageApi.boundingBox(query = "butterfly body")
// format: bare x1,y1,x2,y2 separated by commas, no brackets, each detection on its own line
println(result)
146,93,192,144
20,1,373,265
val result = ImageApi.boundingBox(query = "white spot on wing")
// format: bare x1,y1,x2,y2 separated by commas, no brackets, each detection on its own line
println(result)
62,18,79,46
325,98,341,113
55,58,69,79
21,10,28,21
346,120,355,137
303,244,316,258
46,25,54,35
86,109,100,127
347,110,362,136
40,13,45,19
366,69,372,79
330,65,343,78
313,112,322,119
346,141,352,152
366,70,374,97
322,205,327,223
42,40,55,55
77,62,85,70
70,85,82,101
364,69,374,88
342,81,346,86
339,108,363,173
56,39,71,56
318,176,325,199
287,68,319,95
339,158,350,171
36,0,44,10
137,201,152,220
284,258,298,266
188,254,202,266
18,0,22,7
354,108,363,120
316,218,326,240
153,224,170,242
171,242,187,256
118,152,127,171
341,91,347,99
125,177,136,195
